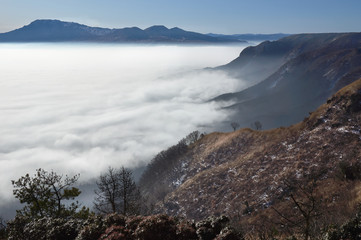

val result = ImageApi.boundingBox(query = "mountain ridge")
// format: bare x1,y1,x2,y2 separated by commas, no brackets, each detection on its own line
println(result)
141,78,361,227
207,33,290,42
0,19,244,43
213,32,361,130
137,33,361,232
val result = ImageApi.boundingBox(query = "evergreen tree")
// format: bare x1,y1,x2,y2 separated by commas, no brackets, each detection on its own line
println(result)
12,168,82,218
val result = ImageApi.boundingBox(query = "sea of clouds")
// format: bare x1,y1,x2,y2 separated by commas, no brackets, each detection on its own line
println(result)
0,43,252,217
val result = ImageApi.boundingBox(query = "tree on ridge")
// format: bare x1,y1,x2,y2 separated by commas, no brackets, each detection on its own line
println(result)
94,166,141,215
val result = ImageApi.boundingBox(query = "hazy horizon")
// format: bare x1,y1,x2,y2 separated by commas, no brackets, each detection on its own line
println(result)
0,43,254,218
1,1,361,34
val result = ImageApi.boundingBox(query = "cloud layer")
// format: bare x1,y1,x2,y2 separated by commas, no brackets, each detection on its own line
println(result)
0,43,249,215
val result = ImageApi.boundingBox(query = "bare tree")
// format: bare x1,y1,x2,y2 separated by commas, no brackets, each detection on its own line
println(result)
94,167,119,214
230,122,240,131
184,130,200,145
254,121,262,130
119,167,140,215
94,166,141,215
251,121,263,130
272,178,323,240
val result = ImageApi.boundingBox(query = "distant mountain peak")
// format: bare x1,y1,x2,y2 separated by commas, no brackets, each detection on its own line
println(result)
0,19,243,43
24,19,89,31
145,25,169,32
30,19,59,24
29,19,78,26
170,27,185,32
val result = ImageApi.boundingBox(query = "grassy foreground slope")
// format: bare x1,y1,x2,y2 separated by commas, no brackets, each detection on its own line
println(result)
155,79,361,231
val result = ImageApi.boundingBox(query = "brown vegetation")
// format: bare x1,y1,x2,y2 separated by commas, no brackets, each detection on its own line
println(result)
146,79,361,238
5,214,241,240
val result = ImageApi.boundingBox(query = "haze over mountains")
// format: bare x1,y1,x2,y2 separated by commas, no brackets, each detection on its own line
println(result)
136,31,361,232
213,32,361,130
207,33,290,42
0,19,292,44
0,19,249,43
2,17,361,237
5,20,359,133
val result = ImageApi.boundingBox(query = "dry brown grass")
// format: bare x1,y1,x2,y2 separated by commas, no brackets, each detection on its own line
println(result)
335,78,361,97
308,78,361,123
158,78,361,239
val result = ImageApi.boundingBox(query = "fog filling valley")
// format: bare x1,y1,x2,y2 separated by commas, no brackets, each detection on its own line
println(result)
0,43,251,217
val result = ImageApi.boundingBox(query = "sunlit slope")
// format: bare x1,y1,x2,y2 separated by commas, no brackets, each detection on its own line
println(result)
153,79,361,220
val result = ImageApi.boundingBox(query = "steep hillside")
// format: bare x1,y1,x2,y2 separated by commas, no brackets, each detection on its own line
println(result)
214,33,361,130
143,79,361,224
218,33,346,85
0,19,241,43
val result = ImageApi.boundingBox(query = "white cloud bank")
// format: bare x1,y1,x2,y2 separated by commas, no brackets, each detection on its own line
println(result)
0,43,250,210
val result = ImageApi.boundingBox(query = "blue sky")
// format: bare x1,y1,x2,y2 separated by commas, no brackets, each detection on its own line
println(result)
0,0,361,34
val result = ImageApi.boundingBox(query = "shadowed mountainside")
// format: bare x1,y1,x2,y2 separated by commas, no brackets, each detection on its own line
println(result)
213,33,361,130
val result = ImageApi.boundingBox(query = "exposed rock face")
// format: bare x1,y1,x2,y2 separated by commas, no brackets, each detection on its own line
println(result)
154,79,361,220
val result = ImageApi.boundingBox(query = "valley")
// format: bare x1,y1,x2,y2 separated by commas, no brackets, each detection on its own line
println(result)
214,33,361,130
1,20,361,240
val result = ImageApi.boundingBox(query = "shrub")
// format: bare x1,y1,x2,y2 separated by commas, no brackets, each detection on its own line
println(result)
6,212,243,240
216,227,244,240
7,215,30,240
338,160,361,180
323,206,361,240
76,215,105,240
176,220,198,240
125,215,144,232
195,216,232,240
7,216,83,240
99,226,129,240
133,214,177,240
104,213,126,227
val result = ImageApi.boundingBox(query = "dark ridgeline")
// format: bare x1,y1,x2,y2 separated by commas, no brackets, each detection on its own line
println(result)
207,33,290,41
212,32,361,130
0,19,244,43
